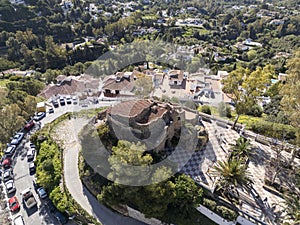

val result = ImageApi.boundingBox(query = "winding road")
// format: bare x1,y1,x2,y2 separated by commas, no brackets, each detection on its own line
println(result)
42,102,147,225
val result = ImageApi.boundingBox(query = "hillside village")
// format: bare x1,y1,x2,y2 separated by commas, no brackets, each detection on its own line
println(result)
0,0,300,225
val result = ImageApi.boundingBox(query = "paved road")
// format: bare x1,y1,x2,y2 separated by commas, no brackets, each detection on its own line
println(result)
10,100,120,225
11,129,62,225
42,101,147,225
57,118,147,225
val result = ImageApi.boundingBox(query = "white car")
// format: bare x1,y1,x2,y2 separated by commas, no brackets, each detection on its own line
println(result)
10,132,24,145
27,148,35,161
66,95,72,104
29,142,36,149
29,162,36,173
3,169,14,182
14,215,25,225
72,96,78,104
5,180,16,194
5,145,16,157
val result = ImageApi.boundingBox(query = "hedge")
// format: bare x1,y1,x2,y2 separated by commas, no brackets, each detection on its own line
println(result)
200,105,212,115
203,198,217,211
248,120,297,141
202,198,238,221
216,205,238,221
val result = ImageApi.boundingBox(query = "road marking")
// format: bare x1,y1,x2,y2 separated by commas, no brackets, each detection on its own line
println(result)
15,173,29,181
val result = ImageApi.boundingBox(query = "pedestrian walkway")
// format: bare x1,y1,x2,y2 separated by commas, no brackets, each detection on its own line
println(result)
167,121,240,190
165,119,288,225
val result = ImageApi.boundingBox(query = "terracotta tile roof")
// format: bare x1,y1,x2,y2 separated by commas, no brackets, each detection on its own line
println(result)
103,77,134,92
148,107,167,121
39,74,102,99
39,79,85,99
108,99,170,124
109,99,153,117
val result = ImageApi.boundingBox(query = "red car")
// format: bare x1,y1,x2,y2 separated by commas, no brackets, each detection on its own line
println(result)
2,158,11,169
24,120,35,131
8,196,20,212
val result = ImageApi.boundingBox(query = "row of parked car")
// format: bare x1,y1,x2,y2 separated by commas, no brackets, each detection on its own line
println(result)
52,95,78,108
0,110,68,224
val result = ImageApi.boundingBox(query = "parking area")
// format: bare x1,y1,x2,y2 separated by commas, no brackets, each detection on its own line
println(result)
0,111,72,225
0,95,119,225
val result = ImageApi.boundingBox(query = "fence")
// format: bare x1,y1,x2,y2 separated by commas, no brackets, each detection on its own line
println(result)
196,204,269,225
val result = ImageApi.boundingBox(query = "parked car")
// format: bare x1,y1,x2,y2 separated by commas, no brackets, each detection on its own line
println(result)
72,96,78,104
5,180,16,194
1,154,10,162
3,169,14,182
37,187,47,199
24,120,35,131
13,215,25,225
9,196,20,212
59,97,65,106
45,198,68,224
20,188,37,209
1,157,12,169
32,176,40,191
49,107,54,113
27,148,35,161
81,101,89,107
33,112,46,121
29,142,36,149
4,145,16,157
10,132,25,145
53,210,68,225
29,162,36,173
66,95,72,104
93,98,99,104
52,100,59,108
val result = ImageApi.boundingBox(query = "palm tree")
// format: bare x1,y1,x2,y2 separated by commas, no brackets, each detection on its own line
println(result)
211,158,253,196
229,137,252,160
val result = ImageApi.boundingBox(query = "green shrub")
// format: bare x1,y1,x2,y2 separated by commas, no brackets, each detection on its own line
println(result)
50,186,68,212
200,105,211,115
216,205,238,221
249,120,297,141
245,104,263,117
202,198,217,211
9,75,23,81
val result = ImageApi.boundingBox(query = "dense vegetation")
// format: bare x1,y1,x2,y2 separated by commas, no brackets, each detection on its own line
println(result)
0,75,44,150
0,0,300,224
0,0,299,74
30,113,100,224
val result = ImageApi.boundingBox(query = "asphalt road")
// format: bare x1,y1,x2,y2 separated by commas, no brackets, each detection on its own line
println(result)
11,100,117,225
60,118,147,225
12,139,59,225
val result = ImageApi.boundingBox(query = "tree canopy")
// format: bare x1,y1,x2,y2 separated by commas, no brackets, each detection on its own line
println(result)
280,50,300,132
222,65,273,127
99,140,203,222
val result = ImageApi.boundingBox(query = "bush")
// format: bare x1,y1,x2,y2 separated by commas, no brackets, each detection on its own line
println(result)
249,120,297,141
9,75,23,81
216,205,238,221
245,104,263,117
200,105,211,115
202,198,217,211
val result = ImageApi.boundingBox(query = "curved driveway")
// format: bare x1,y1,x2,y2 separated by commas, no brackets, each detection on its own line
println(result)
42,102,147,225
